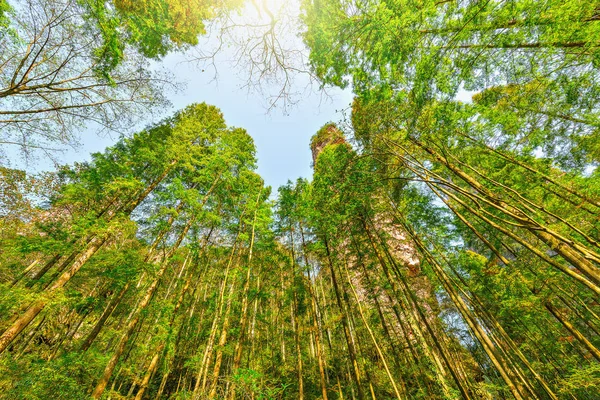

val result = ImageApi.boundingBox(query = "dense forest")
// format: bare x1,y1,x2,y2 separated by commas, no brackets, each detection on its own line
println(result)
1,0,599,399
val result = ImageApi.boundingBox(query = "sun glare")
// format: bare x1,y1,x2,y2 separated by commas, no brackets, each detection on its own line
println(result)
244,0,296,22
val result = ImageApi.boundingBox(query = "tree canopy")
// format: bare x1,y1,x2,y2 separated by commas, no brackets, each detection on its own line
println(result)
0,0,599,399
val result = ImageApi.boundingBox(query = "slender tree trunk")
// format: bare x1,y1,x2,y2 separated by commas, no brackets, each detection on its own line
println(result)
342,254,404,399
91,220,194,399
323,238,365,400
208,279,237,399
134,350,161,400
399,217,531,400
193,217,245,398
227,188,262,399
80,283,130,352
545,303,600,362
412,139,600,289
300,224,329,400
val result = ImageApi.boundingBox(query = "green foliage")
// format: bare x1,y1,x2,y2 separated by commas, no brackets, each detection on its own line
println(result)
232,369,291,399
560,363,600,395
0,352,102,399
79,0,242,73
0,0,10,29
2,0,600,397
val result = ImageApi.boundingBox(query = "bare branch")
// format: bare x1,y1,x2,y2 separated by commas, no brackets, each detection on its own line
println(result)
0,0,178,160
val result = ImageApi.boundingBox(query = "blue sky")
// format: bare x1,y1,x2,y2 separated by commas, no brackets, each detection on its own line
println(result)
6,0,353,192
11,47,353,193
4,0,476,193
160,51,354,191
10,52,353,192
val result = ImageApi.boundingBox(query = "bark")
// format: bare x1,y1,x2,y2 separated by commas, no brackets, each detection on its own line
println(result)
91,220,193,399
413,139,600,289
80,283,130,352
342,255,404,399
193,216,246,397
324,238,365,400
363,221,459,398
227,188,262,399
545,303,600,362
208,279,236,399
401,219,531,400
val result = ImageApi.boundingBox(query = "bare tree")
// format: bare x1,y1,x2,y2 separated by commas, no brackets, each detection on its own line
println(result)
0,0,177,159
189,0,331,112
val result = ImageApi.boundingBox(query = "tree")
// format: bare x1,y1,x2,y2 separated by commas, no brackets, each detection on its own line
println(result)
0,0,175,159
108,0,243,59
0,103,241,353
299,0,600,395
1,0,599,397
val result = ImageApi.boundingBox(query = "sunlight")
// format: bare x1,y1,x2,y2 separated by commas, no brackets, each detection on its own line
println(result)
244,0,296,22
2,0,598,398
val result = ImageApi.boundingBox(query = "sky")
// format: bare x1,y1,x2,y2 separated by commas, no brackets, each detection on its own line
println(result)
4,0,472,192
10,55,353,192
7,1,354,193
48,50,353,191
160,51,354,191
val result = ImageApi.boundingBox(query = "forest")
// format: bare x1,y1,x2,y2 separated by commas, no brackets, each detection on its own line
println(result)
1,0,599,399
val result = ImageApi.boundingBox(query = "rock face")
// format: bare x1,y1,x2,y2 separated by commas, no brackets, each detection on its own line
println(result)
372,210,421,275
310,122,441,340
310,123,347,165
310,122,422,275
